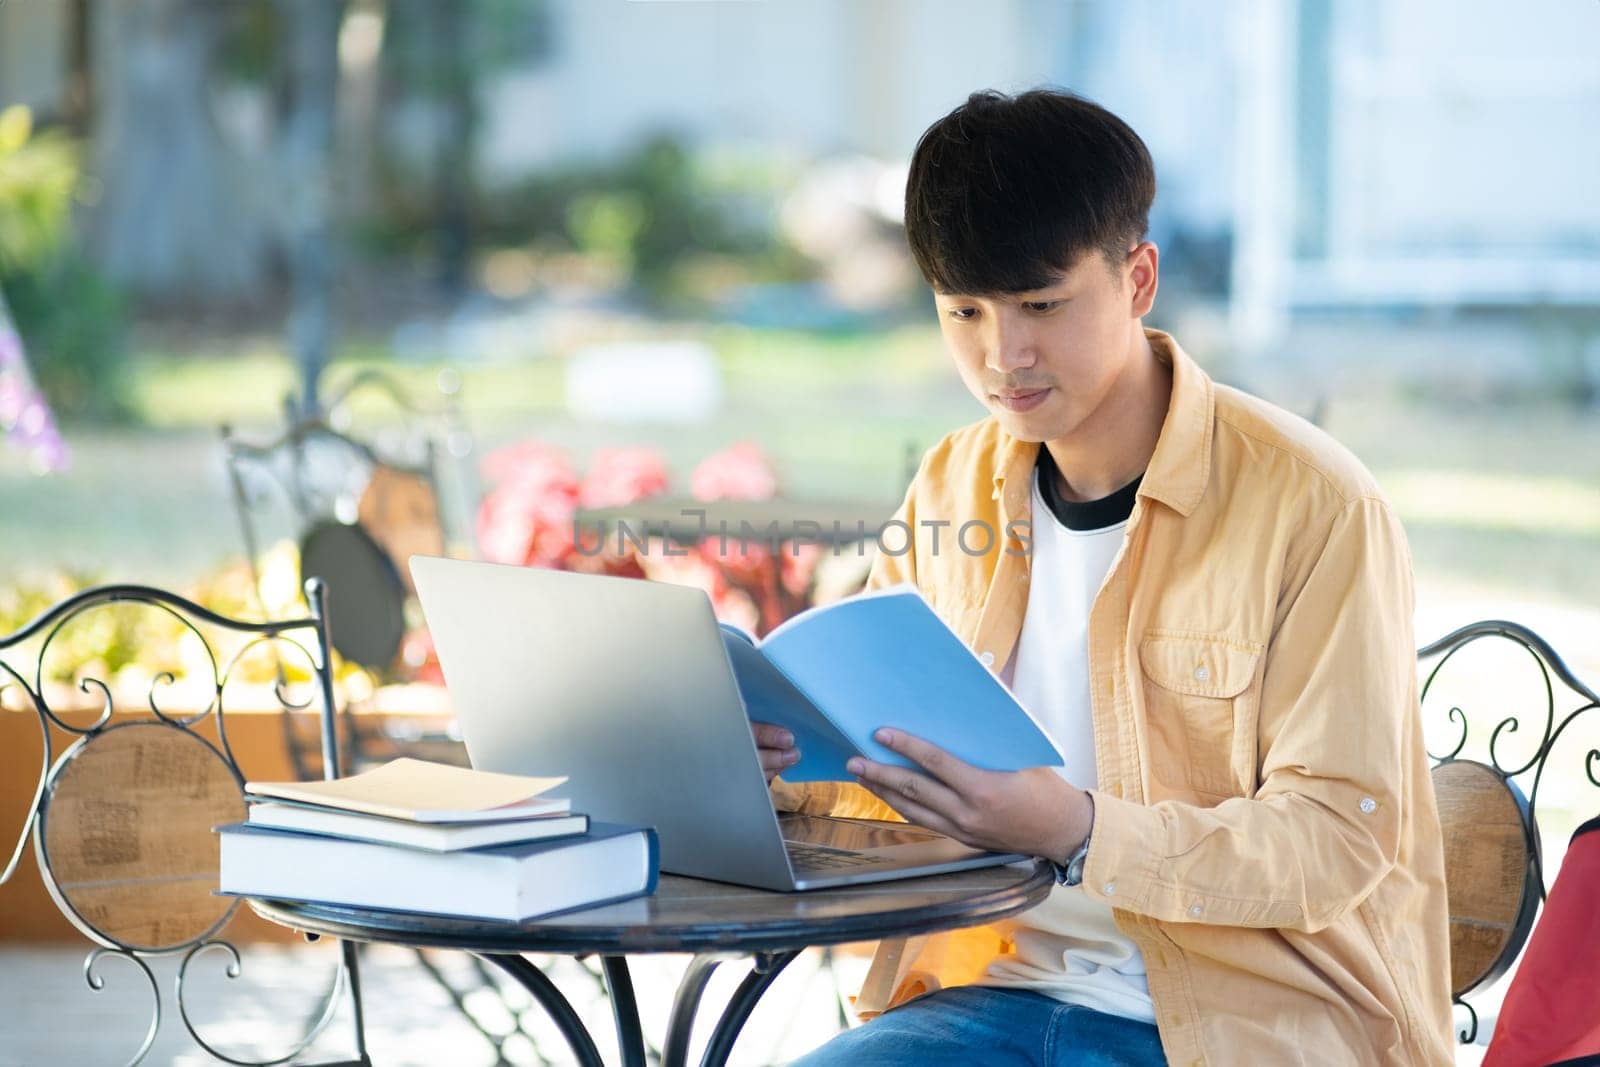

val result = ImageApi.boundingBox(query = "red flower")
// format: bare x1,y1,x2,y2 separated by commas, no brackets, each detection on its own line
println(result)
691,441,778,501
480,439,576,489
579,446,670,508
697,537,772,584
470,438,816,637
566,544,648,580
476,440,580,567
781,540,826,598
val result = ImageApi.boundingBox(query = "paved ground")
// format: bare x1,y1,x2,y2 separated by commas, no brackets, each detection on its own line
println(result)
0,942,868,1066
0,939,1506,1065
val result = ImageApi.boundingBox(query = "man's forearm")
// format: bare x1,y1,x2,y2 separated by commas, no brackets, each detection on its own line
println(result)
1081,784,1396,931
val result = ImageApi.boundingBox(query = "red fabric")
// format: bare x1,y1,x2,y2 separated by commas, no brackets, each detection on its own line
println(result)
1484,815,1600,1067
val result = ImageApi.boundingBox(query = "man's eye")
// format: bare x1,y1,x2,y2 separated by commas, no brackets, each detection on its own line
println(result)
946,307,978,321
1023,301,1061,313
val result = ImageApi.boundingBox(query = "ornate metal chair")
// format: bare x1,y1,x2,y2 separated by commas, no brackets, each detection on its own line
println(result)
318,366,479,556
219,371,466,779
0,579,370,1066
222,367,474,613
1420,619,1600,1046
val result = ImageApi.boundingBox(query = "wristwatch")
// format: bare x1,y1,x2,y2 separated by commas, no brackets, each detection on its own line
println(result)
1052,832,1091,886
1051,793,1095,886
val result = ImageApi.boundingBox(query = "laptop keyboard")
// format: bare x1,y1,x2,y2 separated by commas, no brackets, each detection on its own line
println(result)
785,841,886,872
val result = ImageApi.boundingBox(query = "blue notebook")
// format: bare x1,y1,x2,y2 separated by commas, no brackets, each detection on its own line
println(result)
721,584,1063,781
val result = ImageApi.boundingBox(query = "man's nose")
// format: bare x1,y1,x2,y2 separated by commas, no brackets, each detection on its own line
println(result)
985,316,1036,373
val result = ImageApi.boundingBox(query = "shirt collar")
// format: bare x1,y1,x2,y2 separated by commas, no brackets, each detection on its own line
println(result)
1137,328,1213,517
989,328,1213,518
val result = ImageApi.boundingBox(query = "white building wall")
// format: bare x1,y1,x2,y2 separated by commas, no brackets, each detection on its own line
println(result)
468,0,1600,376
1331,0,1600,255
476,0,1078,180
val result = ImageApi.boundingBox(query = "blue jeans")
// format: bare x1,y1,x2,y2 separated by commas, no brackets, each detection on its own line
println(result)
789,986,1167,1067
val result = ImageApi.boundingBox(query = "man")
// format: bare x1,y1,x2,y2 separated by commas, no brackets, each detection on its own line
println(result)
757,89,1454,1066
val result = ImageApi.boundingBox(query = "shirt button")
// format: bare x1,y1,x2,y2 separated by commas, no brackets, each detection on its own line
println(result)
1103,882,1116,896
979,651,995,666
1188,903,1202,918
1193,665,1209,682
1359,797,1377,814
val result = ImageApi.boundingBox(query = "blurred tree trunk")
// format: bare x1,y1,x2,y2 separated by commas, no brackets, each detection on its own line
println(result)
279,0,344,415
432,0,474,298
377,0,477,299
89,0,268,305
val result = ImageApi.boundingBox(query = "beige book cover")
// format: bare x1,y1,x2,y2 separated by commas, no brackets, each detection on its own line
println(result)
244,758,569,823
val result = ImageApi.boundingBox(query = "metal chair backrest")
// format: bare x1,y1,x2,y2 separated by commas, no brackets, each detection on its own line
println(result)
1420,619,1600,1043
0,579,370,1066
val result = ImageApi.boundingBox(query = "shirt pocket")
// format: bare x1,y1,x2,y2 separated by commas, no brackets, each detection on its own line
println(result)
1138,631,1263,799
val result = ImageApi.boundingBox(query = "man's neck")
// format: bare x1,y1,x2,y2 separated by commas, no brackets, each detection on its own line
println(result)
1043,327,1171,502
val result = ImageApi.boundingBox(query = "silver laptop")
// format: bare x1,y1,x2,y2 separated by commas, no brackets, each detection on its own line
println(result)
410,556,1026,890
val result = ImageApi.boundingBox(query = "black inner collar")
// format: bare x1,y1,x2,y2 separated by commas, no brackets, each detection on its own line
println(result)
1035,446,1142,532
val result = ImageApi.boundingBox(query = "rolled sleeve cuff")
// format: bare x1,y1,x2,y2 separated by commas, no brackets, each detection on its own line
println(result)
1080,789,1163,910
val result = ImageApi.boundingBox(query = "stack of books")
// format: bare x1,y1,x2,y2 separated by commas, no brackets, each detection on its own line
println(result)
217,758,658,921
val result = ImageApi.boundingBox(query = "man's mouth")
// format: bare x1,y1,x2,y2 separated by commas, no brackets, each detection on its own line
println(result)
993,387,1051,412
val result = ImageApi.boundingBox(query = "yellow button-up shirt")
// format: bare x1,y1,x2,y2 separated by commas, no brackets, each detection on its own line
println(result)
775,329,1454,1066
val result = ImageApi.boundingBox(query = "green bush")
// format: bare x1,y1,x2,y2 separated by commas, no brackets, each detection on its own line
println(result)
477,133,812,310
0,106,128,421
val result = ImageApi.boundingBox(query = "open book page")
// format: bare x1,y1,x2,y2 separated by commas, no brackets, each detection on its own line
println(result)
720,625,858,781
758,589,1065,775
757,581,922,646
244,757,569,823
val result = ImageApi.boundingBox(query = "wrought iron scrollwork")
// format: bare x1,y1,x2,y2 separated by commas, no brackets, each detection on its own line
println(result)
1419,619,1600,1046
0,659,49,887
216,631,326,773
1421,620,1600,884
1422,627,1565,776
1456,997,1480,1045
1,579,367,1065
177,939,348,1067
1527,693,1600,838
84,948,162,1067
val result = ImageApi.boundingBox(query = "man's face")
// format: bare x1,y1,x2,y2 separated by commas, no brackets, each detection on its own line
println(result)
933,245,1155,444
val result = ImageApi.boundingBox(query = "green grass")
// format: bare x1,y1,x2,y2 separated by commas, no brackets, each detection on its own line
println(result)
126,325,961,432
1318,397,1600,614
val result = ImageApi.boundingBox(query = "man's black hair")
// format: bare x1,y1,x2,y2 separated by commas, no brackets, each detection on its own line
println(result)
904,88,1156,295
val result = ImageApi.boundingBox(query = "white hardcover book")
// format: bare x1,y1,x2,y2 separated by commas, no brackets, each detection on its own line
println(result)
245,800,590,852
218,821,659,922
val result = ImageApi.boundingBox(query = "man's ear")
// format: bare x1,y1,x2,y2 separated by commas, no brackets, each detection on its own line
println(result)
1127,241,1159,318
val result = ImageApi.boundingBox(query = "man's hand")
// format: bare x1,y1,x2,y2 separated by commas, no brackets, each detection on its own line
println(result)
848,727,1093,862
751,721,801,784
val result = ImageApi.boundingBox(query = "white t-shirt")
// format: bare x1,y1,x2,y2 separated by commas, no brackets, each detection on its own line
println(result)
979,466,1156,1024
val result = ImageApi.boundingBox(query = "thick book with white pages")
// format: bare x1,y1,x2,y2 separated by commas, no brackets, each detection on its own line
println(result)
722,583,1064,781
243,758,569,822
245,799,589,852
218,821,658,921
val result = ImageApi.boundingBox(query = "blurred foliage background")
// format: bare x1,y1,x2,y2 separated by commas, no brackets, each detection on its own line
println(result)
0,0,1596,663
